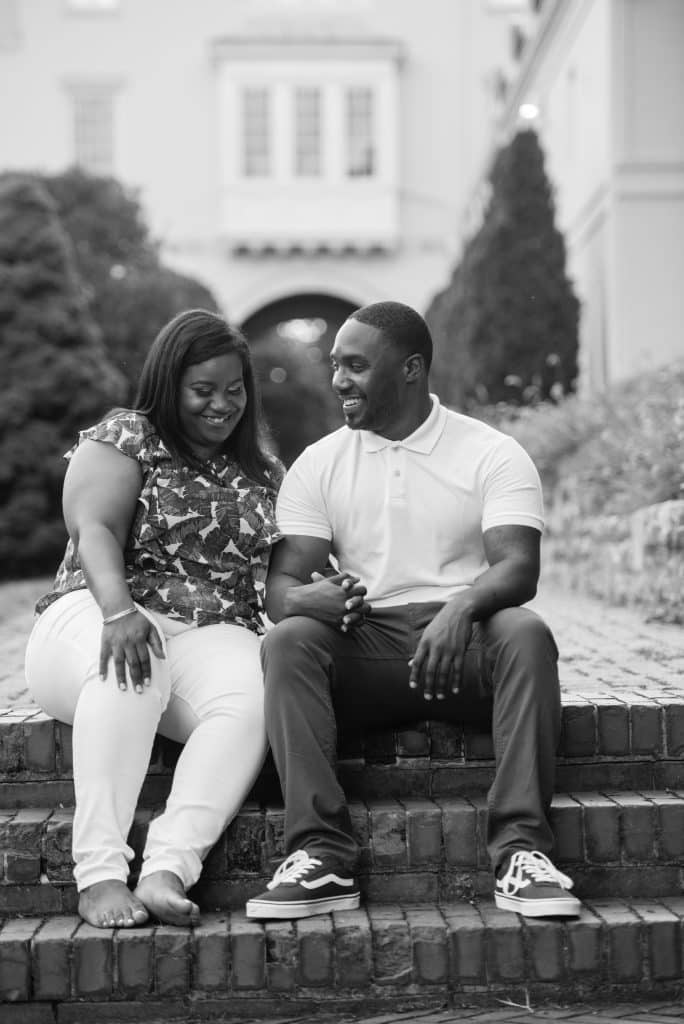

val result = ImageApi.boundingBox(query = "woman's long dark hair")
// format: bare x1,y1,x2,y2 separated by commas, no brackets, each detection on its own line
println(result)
133,309,277,488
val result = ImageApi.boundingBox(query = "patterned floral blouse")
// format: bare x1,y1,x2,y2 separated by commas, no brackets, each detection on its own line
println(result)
36,411,283,633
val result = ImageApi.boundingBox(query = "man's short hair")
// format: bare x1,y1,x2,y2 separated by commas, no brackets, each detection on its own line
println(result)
349,301,433,371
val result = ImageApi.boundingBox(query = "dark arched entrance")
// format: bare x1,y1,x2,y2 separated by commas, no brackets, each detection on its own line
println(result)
241,293,359,466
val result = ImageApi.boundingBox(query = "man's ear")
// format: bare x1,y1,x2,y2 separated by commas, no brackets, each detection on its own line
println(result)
404,354,424,382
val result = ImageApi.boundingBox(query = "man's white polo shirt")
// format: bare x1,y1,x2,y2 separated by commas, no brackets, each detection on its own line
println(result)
275,395,544,608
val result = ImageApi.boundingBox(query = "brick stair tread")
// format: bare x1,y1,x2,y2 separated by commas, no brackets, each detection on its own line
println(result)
2,790,684,918
3,896,684,1012
2,696,684,802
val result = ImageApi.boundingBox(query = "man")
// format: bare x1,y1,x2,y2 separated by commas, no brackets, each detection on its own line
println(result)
246,301,580,921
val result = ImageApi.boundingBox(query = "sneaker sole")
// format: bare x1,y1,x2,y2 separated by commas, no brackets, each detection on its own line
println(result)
245,893,361,920
495,892,581,917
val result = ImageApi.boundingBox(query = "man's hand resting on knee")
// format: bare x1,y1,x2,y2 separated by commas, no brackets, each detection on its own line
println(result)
409,596,475,701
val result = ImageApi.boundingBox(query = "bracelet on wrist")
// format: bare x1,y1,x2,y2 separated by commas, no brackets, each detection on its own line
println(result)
102,606,137,626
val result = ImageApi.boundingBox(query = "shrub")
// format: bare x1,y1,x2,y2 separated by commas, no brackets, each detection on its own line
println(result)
42,168,219,399
0,174,127,578
481,362,684,515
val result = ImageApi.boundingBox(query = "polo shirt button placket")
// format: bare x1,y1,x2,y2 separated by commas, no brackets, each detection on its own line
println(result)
389,445,405,502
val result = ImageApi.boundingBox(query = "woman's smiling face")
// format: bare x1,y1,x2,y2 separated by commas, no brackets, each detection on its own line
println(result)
178,352,247,459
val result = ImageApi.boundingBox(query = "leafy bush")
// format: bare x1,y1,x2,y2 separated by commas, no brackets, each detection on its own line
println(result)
427,129,579,409
42,168,219,400
0,174,127,578
481,362,684,515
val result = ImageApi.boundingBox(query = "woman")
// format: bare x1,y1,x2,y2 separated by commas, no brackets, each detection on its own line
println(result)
25,309,282,929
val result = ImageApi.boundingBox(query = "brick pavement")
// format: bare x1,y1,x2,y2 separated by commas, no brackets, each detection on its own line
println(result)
0,577,48,706
3,578,684,709
232,1007,684,1024
29,1000,682,1022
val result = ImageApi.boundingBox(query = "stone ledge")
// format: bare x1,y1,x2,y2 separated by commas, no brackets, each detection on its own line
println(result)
544,499,684,624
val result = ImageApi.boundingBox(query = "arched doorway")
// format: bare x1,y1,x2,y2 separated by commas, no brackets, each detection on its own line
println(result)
241,293,359,466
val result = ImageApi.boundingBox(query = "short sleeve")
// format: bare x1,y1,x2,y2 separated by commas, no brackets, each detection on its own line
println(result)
481,435,545,534
276,449,332,540
67,410,167,469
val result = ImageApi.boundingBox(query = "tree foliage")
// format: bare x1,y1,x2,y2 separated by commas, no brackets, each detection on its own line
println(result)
42,168,219,400
426,129,579,409
0,174,127,577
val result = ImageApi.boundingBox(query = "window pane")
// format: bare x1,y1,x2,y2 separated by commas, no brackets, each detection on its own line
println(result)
72,89,114,174
346,86,375,177
242,87,271,177
295,87,321,177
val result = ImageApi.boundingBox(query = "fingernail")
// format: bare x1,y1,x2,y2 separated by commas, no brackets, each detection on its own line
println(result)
437,693,445,700
409,681,417,689
100,674,106,682
143,677,151,686
340,624,348,633
345,600,353,610
135,684,143,694
424,694,433,701
118,682,126,691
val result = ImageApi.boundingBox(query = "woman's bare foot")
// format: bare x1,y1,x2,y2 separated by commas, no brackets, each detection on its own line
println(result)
134,870,200,926
78,880,149,928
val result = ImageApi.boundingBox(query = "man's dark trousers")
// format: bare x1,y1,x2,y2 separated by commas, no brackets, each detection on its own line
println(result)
260,602,561,876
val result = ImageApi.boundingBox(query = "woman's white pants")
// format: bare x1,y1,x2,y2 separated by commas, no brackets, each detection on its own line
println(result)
24,589,267,893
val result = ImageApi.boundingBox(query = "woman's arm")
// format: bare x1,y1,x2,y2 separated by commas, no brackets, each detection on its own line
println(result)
64,440,142,616
63,440,164,689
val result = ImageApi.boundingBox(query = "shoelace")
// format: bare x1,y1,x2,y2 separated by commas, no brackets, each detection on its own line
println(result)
267,850,322,891
498,850,574,896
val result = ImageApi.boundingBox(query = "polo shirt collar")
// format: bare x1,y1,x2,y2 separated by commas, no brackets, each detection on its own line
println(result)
359,395,446,453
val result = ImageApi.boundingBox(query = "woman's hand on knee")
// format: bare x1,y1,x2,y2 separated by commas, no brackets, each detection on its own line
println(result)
99,612,165,693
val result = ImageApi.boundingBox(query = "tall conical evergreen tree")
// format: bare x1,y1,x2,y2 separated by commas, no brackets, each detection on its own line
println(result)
0,174,127,578
427,129,579,408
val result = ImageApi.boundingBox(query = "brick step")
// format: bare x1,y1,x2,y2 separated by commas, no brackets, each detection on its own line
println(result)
2,791,684,919
2,696,684,809
3,896,684,1018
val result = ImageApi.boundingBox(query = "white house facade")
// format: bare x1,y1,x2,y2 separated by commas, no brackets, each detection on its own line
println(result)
0,0,529,347
476,0,684,393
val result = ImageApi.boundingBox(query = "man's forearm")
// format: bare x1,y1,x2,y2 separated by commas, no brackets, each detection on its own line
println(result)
458,559,538,622
264,574,320,623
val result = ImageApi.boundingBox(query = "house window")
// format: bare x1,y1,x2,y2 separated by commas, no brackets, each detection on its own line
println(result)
294,87,322,177
345,86,375,177
71,86,115,174
242,87,271,177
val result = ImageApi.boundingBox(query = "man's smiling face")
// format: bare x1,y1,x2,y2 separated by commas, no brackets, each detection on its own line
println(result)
330,319,409,438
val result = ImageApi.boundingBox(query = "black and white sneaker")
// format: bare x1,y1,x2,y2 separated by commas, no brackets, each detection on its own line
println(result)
494,850,581,917
246,849,360,920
